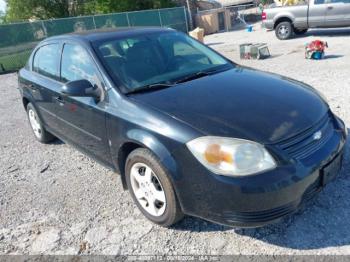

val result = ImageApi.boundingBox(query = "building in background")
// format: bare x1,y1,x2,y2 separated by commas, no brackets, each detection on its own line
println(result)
215,0,254,6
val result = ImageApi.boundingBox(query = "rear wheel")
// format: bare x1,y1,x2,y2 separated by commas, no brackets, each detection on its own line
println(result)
275,21,293,40
26,103,55,143
294,28,308,35
125,148,184,227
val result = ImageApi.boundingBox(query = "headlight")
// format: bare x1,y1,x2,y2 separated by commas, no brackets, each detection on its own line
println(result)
186,136,276,177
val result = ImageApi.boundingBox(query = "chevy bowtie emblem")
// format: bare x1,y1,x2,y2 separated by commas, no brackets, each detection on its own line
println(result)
313,131,322,140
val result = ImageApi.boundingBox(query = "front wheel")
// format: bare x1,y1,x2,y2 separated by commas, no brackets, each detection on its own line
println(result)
275,21,293,40
125,148,184,227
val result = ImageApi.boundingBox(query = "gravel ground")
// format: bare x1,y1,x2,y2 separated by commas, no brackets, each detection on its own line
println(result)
1,25,350,256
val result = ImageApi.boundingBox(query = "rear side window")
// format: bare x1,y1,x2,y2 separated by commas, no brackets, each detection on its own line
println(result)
61,43,102,87
33,44,60,80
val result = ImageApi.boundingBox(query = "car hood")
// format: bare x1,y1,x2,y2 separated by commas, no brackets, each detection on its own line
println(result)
130,66,328,144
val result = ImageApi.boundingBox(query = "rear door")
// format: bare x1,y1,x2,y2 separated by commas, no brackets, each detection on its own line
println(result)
324,0,350,26
308,0,328,27
55,42,112,166
29,42,63,132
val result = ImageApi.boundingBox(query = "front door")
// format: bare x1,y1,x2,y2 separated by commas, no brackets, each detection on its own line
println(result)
308,0,328,27
56,42,112,166
324,0,350,26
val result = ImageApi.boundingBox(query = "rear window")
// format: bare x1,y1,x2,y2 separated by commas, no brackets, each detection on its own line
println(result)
33,44,60,80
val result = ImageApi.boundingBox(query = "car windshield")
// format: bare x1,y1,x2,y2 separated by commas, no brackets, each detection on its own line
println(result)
93,31,233,93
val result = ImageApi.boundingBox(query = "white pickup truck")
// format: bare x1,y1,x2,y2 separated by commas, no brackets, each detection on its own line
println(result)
262,0,350,39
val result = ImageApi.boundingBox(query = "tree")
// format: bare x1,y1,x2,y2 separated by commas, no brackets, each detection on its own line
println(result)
5,0,69,22
4,0,176,22
92,0,175,14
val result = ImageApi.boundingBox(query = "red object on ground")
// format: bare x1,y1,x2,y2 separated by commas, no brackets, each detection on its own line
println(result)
305,40,328,59
306,40,328,52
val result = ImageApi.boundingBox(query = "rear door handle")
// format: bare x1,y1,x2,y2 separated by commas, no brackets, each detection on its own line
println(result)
327,6,334,9
54,96,65,105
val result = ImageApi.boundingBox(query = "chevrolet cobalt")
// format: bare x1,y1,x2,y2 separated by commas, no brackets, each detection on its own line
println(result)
18,28,346,227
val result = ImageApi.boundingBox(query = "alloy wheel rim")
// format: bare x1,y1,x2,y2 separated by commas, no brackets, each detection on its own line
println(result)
278,25,289,38
130,163,166,217
28,109,42,139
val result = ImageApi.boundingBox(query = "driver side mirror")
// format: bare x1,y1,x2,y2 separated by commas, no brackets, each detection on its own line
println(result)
61,79,101,99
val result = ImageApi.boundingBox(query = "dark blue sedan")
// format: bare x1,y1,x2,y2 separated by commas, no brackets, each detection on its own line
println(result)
18,28,347,227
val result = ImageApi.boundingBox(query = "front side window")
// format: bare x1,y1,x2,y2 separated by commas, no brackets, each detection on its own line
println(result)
94,31,232,93
33,44,60,80
61,43,101,87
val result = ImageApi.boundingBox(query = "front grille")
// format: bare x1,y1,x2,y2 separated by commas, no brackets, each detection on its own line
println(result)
277,113,334,160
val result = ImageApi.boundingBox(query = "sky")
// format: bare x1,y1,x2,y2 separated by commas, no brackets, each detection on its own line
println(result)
0,0,6,12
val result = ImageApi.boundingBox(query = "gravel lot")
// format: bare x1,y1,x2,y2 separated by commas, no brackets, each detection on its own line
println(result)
1,25,350,256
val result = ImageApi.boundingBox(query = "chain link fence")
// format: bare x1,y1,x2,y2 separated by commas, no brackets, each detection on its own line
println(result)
0,7,188,74
227,3,262,29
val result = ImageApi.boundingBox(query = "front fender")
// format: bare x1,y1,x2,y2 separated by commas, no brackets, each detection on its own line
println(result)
125,129,179,179
110,128,181,191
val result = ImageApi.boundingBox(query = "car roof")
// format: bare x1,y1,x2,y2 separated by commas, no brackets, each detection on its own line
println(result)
44,27,175,44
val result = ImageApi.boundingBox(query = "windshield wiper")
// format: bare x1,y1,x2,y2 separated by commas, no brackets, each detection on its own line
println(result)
126,83,174,95
175,67,228,84
126,66,231,95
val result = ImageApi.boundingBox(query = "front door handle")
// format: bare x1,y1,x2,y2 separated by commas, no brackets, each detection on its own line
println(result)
327,5,334,9
54,96,65,105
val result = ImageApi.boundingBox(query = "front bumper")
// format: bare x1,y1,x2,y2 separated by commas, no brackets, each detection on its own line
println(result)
173,116,347,228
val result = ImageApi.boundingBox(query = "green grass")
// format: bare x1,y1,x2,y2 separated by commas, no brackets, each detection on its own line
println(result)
0,49,32,73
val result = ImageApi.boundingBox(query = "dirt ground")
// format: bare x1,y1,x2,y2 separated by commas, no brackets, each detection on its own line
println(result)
1,25,350,255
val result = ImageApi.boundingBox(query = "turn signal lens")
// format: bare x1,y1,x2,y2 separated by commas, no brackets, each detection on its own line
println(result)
204,144,233,164
187,136,276,177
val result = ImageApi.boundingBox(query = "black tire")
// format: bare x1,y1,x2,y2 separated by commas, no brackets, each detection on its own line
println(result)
294,28,308,35
26,103,56,143
125,148,184,227
275,21,293,40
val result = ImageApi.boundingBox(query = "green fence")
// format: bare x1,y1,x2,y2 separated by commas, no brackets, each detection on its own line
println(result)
0,7,188,74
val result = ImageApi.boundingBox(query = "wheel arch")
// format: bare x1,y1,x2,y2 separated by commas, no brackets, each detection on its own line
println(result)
274,16,294,29
115,129,179,192
22,96,30,110
21,95,44,122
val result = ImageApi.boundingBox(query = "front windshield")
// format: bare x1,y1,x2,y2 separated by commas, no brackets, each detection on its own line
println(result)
93,31,232,93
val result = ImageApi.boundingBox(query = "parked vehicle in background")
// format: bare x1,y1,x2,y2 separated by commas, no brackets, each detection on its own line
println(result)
262,0,350,39
18,28,346,228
